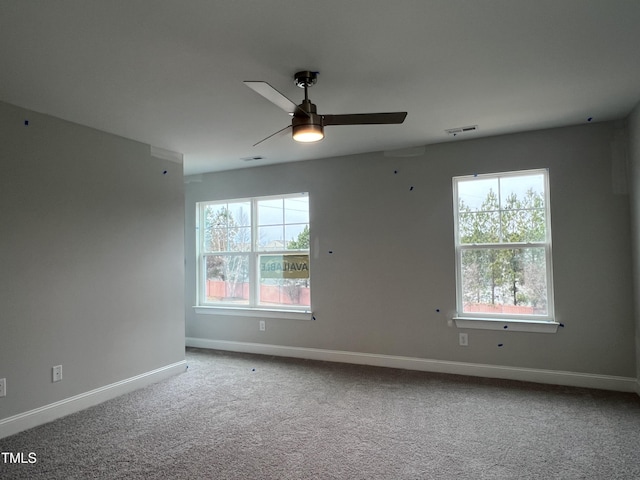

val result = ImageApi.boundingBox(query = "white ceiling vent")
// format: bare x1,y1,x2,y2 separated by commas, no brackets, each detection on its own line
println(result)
446,125,478,137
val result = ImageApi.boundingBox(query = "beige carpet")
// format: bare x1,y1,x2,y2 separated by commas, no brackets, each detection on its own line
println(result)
1,347,639,479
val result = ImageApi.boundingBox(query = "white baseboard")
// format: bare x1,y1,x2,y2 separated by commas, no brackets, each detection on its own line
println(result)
0,360,187,439
186,337,638,393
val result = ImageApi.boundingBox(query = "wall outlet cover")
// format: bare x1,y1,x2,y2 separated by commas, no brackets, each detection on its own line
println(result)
52,365,63,382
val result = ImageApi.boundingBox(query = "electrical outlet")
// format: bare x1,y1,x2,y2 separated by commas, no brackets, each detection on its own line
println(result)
52,365,63,382
0,378,6,397
459,333,469,346
259,320,266,331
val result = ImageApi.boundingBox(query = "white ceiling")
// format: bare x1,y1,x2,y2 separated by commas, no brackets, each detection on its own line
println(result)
1,1,639,175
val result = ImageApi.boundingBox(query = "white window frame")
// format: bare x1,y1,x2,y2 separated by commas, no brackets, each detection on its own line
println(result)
452,169,559,333
194,193,312,319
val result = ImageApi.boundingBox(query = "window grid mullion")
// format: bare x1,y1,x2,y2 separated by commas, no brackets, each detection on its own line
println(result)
459,242,545,250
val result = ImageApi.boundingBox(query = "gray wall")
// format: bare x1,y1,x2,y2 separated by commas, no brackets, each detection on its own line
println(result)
628,101,640,384
0,101,185,420
186,121,636,378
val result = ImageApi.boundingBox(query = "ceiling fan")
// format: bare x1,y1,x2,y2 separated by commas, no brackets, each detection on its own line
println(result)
244,71,407,146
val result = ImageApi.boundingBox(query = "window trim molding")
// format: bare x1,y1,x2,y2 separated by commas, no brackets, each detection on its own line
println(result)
453,316,560,333
193,306,313,321
452,168,555,325
196,192,310,313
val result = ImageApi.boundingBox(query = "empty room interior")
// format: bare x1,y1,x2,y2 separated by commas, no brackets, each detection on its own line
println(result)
1,1,640,478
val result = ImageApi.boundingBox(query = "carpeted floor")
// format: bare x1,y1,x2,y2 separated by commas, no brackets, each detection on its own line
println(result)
1,347,640,479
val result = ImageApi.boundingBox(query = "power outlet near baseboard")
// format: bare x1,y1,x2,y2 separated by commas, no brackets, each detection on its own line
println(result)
459,333,469,346
0,378,6,397
259,320,266,331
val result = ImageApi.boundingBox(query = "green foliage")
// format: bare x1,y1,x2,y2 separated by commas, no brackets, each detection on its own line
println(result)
287,225,310,250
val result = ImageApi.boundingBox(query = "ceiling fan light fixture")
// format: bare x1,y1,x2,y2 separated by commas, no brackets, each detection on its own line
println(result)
292,110,324,142
292,123,324,142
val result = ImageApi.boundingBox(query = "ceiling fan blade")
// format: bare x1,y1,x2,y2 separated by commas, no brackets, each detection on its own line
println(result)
244,81,309,117
322,112,407,126
252,125,291,147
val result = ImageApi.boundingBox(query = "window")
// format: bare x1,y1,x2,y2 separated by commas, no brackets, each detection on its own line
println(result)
196,193,310,312
452,169,554,324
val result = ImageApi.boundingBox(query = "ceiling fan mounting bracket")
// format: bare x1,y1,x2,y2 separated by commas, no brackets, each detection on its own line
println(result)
294,71,318,89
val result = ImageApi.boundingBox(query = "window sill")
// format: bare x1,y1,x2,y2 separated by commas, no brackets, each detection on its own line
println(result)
453,317,560,333
193,306,313,321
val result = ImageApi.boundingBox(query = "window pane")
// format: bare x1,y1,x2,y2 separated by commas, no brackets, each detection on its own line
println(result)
229,227,251,252
459,212,500,244
499,174,545,210
258,225,284,250
204,254,249,304
258,198,283,226
204,226,252,253
204,204,230,229
460,247,548,316
259,254,310,307
227,202,251,227
203,204,231,252
203,228,229,252
285,224,309,249
458,178,499,212
500,173,546,243
203,202,251,252
501,208,546,243
284,196,309,224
